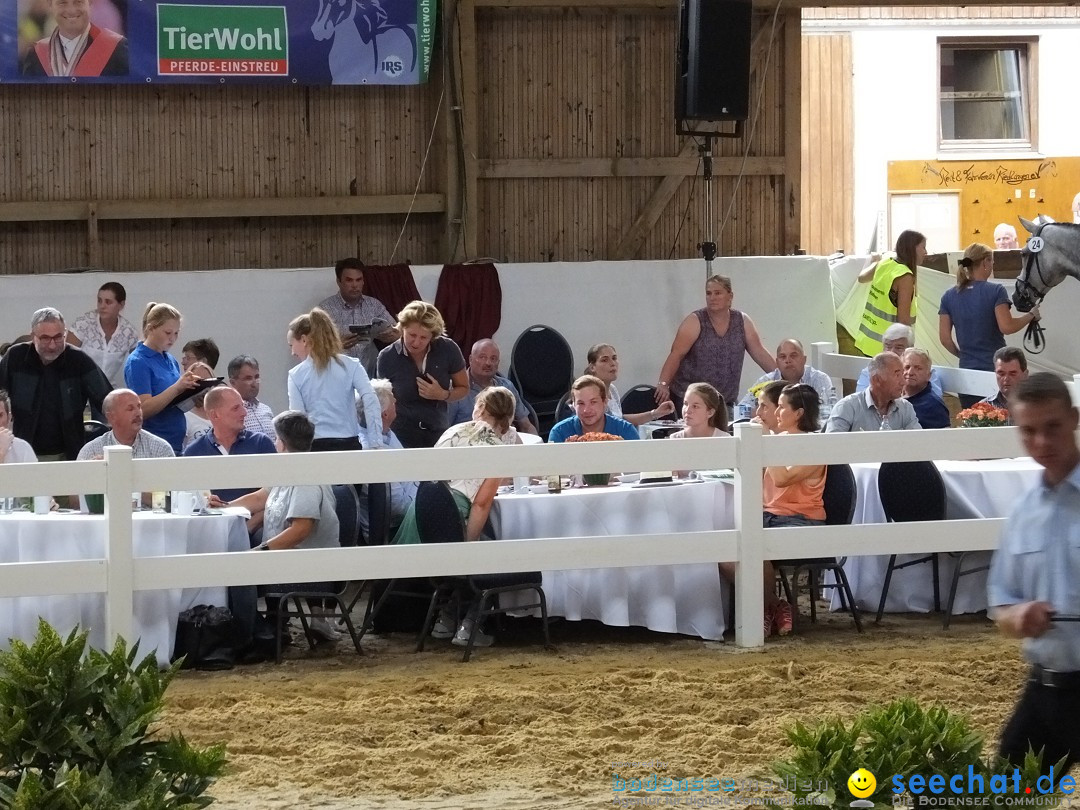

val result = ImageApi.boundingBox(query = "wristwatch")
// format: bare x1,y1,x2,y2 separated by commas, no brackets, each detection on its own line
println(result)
255,541,270,550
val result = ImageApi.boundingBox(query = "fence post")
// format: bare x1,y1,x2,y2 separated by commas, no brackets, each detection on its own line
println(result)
733,421,765,648
103,445,135,646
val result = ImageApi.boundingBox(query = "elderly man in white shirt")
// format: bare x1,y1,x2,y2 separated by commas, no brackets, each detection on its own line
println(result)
736,338,836,426
358,378,418,540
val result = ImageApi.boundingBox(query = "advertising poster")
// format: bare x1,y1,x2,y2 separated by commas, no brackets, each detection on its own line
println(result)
0,0,436,84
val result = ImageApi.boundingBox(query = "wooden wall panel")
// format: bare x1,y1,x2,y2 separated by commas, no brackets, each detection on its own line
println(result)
800,32,854,255
803,5,1080,20
475,8,796,261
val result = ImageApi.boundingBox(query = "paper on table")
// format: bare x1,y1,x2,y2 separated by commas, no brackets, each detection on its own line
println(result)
220,505,252,520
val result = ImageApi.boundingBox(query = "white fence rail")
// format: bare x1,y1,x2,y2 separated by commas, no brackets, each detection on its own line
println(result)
0,415,1033,653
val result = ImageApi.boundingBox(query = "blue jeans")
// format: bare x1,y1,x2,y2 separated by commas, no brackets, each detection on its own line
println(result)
763,511,825,528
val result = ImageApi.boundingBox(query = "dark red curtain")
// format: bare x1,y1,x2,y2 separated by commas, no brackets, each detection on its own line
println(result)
362,263,421,319
434,263,502,354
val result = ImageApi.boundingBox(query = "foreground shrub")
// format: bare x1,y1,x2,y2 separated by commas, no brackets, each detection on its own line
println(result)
0,620,226,809
771,697,1065,808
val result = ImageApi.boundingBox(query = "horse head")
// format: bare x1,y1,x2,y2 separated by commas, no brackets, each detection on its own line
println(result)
1013,216,1080,312
311,0,356,42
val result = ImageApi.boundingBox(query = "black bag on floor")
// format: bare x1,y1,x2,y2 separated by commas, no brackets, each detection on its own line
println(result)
173,605,236,670
369,578,436,634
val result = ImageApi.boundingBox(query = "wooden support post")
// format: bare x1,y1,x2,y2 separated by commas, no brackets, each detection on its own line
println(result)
443,0,464,261
782,10,802,253
458,0,480,259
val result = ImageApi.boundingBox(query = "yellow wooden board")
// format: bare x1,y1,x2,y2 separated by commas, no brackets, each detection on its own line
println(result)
888,157,1080,246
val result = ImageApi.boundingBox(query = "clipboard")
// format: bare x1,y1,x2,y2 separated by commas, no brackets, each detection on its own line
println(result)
170,377,224,412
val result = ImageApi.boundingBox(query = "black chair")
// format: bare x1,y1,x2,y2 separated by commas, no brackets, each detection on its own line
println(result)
412,481,551,662
774,464,863,632
554,392,573,426
341,483,393,621
84,420,108,442
264,484,365,663
521,398,541,435
875,461,945,624
620,384,657,418
508,325,574,437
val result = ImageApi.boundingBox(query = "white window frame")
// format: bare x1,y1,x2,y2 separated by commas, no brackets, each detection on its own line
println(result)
937,37,1038,154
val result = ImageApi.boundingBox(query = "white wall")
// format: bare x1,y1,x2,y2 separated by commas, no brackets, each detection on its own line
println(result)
847,22,1080,252
0,257,836,417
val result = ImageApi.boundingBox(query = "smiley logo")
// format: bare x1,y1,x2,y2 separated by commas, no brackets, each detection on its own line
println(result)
847,768,876,799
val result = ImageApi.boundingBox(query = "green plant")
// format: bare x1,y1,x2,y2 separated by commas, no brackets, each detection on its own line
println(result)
0,619,227,809
771,698,1065,808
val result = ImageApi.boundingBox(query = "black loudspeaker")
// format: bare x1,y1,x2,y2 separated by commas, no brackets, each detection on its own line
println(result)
676,0,752,123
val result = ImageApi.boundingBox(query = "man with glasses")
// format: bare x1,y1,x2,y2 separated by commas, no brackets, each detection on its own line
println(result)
0,307,111,461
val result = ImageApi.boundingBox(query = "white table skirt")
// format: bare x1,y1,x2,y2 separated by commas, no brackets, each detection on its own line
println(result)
490,480,732,641
0,511,248,667
837,459,1043,615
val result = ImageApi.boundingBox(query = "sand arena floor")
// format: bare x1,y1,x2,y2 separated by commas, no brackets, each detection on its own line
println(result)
162,608,1033,809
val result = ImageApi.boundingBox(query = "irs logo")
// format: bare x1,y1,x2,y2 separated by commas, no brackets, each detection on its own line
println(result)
381,57,405,76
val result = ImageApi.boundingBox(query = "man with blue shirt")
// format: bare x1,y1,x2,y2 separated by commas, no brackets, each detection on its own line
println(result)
988,373,1080,772
549,375,639,442
448,339,537,434
184,386,276,539
902,348,950,429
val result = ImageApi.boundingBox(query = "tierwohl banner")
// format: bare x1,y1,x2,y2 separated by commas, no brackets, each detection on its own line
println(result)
0,0,435,84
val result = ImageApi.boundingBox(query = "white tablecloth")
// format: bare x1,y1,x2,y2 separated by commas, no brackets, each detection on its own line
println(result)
0,511,248,667
839,459,1042,615
490,480,732,640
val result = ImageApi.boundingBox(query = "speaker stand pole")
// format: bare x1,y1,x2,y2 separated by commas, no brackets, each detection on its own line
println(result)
697,134,716,279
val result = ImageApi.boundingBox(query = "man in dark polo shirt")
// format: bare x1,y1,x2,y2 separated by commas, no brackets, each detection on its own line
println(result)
183,386,276,540
0,307,111,461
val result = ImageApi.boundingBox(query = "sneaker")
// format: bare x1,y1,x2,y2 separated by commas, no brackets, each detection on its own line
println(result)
431,608,456,639
773,600,794,636
763,604,774,639
451,618,494,648
307,617,342,643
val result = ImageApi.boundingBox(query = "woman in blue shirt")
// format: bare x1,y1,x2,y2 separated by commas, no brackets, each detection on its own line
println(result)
939,243,1039,407
124,303,200,453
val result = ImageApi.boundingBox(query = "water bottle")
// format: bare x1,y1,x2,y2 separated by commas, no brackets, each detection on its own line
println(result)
737,401,753,421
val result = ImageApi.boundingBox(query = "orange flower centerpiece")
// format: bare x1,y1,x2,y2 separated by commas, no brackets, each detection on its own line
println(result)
956,401,1009,427
564,432,624,486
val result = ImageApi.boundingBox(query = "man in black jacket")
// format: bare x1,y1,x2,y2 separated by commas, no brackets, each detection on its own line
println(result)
0,307,111,461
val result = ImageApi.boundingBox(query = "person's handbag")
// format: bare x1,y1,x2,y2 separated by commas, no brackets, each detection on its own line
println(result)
172,605,236,670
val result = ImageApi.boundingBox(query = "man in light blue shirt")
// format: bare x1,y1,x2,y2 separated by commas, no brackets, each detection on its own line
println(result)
826,353,921,432
736,338,835,427
987,373,1080,771
448,339,537,434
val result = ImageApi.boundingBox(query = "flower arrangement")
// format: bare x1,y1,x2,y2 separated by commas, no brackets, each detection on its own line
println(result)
564,432,624,443
957,402,1009,427
565,432,624,485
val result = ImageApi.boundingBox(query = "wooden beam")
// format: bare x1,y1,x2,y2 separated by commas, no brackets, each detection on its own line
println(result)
782,10,802,253
458,0,480,258
478,156,785,178
0,195,446,223
611,140,699,260
443,0,465,261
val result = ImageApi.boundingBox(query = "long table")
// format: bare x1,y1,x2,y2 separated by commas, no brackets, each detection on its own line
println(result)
838,458,1042,615
0,510,248,667
490,479,732,641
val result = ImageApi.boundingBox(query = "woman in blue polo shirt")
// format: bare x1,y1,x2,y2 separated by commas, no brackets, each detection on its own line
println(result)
124,302,200,453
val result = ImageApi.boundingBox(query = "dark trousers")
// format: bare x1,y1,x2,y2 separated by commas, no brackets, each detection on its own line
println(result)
999,677,1080,773
394,420,440,449
310,436,364,504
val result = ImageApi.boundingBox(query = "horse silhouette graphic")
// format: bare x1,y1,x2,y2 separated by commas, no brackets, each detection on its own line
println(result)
311,0,418,84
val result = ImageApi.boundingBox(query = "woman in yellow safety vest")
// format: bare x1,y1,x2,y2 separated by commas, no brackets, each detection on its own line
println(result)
853,230,927,357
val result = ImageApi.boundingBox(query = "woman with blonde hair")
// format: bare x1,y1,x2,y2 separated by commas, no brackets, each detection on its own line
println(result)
939,242,1039,407
376,300,468,448
124,302,201,453
287,307,384,452
392,385,520,647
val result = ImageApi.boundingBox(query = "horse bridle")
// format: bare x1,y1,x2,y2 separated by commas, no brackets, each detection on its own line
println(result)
1016,221,1050,354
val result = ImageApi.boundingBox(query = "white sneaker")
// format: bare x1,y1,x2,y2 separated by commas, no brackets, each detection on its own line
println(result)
431,607,456,639
307,617,342,643
451,618,494,648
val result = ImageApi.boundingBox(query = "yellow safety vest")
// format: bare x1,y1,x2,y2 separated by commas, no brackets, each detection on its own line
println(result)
853,257,917,356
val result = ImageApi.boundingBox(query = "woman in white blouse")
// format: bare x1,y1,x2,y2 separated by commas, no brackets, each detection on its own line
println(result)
67,282,139,388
